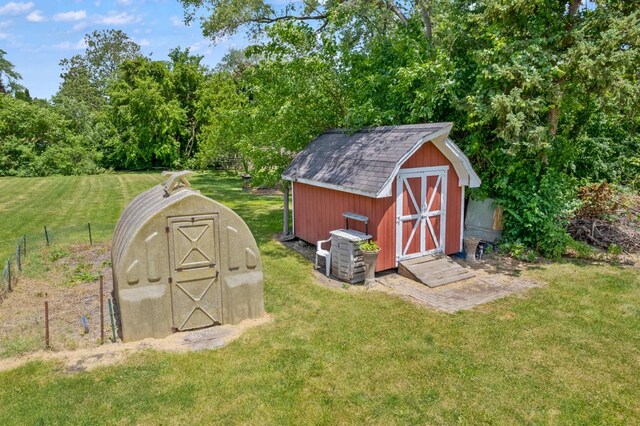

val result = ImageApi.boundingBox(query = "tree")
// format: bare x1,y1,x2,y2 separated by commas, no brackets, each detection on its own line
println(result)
104,57,186,169
198,22,347,185
0,49,23,95
457,0,640,255
0,95,99,176
168,47,208,158
179,0,417,41
53,30,144,170
57,29,142,104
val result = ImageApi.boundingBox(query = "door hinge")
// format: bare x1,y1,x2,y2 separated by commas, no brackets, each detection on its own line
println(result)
165,226,170,233
168,277,173,284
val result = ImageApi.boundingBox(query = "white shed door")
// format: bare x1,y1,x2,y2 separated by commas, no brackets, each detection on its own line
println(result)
396,167,447,262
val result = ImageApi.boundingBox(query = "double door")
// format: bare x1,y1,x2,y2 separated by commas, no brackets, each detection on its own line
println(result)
396,167,447,262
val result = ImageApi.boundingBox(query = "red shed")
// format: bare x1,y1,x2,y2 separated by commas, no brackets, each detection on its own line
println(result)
282,123,481,272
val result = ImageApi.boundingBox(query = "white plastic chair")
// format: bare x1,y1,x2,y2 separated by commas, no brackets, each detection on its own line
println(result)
315,238,331,277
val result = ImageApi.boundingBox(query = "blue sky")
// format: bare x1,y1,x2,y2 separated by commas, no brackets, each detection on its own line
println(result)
0,0,247,99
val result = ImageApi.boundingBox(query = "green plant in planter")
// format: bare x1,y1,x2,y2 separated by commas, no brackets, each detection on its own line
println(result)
358,240,380,253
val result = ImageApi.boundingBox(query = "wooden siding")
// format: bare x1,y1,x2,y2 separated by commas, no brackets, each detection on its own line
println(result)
293,182,396,271
293,141,463,272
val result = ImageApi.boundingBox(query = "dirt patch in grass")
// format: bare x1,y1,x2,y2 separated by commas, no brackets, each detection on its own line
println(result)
0,242,113,358
0,315,271,373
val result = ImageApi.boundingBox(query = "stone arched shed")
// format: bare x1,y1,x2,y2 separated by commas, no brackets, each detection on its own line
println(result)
112,172,264,342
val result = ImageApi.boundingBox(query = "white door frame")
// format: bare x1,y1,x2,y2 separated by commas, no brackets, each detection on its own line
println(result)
396,166,448,263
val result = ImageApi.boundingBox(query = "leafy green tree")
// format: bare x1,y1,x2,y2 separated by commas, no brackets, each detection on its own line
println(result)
458,0,640,255
195,71,250,171
0,95,99,176
104,57,186,169
58,29,142,100
0,49,24,96
197,23,346,185
183,0,639,254
168,48,208,158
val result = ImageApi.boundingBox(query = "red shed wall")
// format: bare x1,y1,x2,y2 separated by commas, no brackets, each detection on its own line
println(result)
293,183,397,271
293,141,463,272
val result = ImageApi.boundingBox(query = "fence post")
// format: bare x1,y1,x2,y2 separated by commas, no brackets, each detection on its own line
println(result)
45,301,50,349
23,235,27,256
16,244,21,272
88,222,93,245
44,226,49,246
7,260,11,292
100,275,105,345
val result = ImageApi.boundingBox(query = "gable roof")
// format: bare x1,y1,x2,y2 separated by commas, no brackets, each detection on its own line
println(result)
282,123,481,198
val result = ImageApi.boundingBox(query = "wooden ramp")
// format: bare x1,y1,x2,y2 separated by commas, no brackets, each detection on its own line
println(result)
398,255,474,288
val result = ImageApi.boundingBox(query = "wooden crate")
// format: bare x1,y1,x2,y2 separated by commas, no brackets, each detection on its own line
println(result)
329,229,371,284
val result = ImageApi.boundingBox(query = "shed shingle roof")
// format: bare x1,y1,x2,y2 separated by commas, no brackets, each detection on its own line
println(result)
282,123,463,198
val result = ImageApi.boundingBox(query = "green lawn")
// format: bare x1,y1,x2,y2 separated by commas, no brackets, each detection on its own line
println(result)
0,172,639,424
0,172,164,260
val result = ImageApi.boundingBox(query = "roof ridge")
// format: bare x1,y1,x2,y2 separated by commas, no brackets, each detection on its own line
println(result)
323,123,452,135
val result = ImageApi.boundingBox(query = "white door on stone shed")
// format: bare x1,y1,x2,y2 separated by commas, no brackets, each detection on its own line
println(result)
396,166,448,262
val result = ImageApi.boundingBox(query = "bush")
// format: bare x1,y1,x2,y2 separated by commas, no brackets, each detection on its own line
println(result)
0,95,100,176
495,166,576,259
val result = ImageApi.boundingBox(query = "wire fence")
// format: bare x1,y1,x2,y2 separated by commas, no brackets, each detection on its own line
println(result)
0,222,115,300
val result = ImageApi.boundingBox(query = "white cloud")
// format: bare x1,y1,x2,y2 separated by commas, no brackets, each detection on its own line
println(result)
0,2,33,16
0,19,11,28
170,16,184,27
54,38,87,50
72,21,88,32
0,32,9,40
116,0,132,4
190,39,217,54
96,11,137,25
26,10,45,22
53,10,86,22
136,38,150,47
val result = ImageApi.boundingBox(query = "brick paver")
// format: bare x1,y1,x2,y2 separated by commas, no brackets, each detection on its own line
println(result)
375,269,543,313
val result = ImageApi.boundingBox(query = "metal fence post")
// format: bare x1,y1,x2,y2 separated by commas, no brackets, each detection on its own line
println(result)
16,244,21,272
100,275,105,345
44,226,50,245
88,222,93,245
45,301,50,349
7,260,11,292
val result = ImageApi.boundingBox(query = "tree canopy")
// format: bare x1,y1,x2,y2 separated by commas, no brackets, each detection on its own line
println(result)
1,2,638,255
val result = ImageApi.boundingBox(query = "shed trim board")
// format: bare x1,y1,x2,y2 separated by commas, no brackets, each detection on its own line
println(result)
460,185,465,252
395,166,448,263
291,182,295,235
376,129,450,197
286,176,382,199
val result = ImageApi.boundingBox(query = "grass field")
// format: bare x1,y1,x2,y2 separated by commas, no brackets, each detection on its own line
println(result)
0,172,639,424
0,172,164,260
